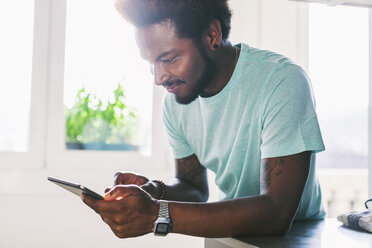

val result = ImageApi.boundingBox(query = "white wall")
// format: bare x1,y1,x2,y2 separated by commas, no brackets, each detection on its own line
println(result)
230,0,309,71
0,170,205,248
0,1,310,247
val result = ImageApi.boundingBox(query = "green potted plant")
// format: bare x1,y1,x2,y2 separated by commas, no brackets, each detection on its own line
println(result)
65,83,139,151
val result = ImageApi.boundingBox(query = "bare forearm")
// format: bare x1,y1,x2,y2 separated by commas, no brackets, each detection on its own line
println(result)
168,194,293,238
163,178,208,202
141,178,208,202
149,153,308,237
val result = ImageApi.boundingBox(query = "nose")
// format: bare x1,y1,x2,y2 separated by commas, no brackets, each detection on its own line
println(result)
154,64,171,86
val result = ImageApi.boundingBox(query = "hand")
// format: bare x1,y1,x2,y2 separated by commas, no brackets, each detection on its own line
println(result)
105,172,160,199
104,172,149,193
82,185,159,238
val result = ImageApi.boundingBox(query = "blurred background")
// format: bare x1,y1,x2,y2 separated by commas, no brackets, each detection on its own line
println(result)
0,0,370,247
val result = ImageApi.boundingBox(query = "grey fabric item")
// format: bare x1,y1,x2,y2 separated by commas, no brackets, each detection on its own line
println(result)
337,210,372,233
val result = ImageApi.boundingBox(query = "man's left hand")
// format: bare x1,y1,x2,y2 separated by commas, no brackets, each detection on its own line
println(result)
81,185,159,238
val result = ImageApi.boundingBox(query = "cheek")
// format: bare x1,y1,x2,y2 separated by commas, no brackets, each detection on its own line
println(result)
172,56,205,83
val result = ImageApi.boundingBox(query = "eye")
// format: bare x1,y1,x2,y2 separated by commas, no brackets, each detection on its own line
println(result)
162,56,176,64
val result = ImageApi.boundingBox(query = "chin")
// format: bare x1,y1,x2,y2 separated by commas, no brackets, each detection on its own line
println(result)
174,93,198,105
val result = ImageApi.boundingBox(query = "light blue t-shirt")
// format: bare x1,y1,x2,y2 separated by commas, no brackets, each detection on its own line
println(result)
162,43,326,220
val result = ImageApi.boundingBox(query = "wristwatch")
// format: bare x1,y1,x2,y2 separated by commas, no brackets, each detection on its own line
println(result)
153,201,172,236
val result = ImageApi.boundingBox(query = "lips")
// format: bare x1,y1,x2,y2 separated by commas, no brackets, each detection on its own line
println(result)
163,81,183,93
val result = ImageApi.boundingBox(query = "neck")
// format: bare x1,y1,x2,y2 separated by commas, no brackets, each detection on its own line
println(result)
201,43,240,97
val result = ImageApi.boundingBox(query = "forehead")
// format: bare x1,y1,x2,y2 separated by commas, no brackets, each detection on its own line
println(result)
135,21,193,62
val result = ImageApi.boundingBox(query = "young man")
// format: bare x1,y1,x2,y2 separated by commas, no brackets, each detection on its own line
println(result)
82,0,326,238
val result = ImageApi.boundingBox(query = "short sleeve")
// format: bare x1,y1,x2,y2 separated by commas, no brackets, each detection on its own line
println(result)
260,65,325,158
162,94,194,159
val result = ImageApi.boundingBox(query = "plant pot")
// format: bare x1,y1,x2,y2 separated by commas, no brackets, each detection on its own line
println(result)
65,142,138,151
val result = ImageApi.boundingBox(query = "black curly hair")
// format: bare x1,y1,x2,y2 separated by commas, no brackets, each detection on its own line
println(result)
115,0,232,42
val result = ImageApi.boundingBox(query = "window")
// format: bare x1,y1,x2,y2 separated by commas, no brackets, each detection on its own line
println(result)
0,0,168,170
309,3,369,216
0,0,47,168
63,1,153,154
0,1,34,152
45,0,167,169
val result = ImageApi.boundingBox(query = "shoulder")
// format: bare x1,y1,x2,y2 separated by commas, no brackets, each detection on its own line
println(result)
162,92,182,115
238,44,308,86
162,92,180,114
162,92,201,124
162,92,174,110
162,93,177,122
263,63,313,102
239,43,296,67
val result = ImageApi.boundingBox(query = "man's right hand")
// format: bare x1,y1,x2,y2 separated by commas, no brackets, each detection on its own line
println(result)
105,172,160,199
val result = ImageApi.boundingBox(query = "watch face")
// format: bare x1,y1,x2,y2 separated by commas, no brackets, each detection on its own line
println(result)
156,223,169,234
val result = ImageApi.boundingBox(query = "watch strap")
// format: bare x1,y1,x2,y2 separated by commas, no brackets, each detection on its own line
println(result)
158,201,169,218
153,201,172,236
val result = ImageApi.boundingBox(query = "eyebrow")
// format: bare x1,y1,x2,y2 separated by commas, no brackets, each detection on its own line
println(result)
154,49,177,62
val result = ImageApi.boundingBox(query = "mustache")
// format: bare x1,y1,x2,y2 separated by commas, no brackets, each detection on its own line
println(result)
162,80,185,87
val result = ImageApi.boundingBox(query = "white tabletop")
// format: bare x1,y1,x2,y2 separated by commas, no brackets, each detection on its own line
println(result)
205,218,372,248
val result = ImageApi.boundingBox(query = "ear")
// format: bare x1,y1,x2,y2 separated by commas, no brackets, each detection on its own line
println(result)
203,19,223,51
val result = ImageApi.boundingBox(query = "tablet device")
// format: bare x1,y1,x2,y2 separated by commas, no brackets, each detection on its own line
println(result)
48,176,104,200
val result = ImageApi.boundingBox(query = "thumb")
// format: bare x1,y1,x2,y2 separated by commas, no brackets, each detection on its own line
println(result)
103,185,141,201
104,187,112,193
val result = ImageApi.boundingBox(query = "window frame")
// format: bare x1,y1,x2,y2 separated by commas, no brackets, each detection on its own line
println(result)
369,8,372,198
45,0,169,170
0,0,50,169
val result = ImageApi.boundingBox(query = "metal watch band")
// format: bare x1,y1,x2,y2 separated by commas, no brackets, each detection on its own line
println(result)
158,201,169,218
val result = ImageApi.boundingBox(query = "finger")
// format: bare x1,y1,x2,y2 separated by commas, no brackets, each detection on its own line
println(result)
101,216,123,236
82,193,122,215
102,216,115,226
114,172,137,185
113,172,148,186
81,193,102,213
103,185,142,201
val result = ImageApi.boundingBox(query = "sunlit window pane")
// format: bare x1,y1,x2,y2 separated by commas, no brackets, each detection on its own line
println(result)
64,0,153,154
309,4,369,169
0,1,34,152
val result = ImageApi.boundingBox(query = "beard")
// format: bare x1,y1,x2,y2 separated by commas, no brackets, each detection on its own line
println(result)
174,47,217,105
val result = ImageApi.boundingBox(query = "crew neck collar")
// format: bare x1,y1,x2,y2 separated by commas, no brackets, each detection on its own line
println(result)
198,43,246,105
